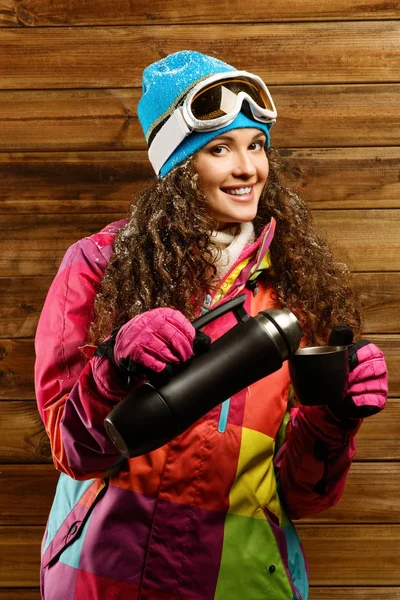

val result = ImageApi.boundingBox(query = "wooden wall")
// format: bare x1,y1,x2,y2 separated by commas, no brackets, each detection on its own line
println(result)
0,1,400,598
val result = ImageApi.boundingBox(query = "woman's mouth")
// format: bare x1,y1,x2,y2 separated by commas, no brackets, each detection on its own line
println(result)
222,186,254,199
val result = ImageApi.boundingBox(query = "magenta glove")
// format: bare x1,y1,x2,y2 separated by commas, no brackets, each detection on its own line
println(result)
329,326,388,419
92,308,195,400
341,341,388,418
113,308,196,374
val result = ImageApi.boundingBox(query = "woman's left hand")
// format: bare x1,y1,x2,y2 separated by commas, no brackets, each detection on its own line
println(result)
331,334,388,419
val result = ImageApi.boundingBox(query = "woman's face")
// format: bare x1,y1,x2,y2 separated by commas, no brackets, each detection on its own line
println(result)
194,128,269,230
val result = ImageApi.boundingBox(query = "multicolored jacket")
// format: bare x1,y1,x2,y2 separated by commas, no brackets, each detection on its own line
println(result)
35,218,362,600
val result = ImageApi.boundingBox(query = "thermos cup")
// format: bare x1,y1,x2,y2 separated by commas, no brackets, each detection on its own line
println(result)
104,294,303,458
288,345,350,406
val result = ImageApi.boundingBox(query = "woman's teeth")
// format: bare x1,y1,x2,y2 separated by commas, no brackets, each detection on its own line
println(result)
225,186,252,195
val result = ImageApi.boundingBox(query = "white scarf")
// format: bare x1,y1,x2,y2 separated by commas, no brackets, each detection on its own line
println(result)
211,222,255,279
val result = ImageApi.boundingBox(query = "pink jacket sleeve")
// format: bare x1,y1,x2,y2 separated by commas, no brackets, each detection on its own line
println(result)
274,402,362,519
34,223,128,480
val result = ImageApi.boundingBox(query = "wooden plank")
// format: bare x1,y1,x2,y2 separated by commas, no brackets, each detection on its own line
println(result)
312,210,400,272
357,398,400,462
1,0,398,27
281,147,400,210
297,524,400,585
0,401,52,463
0,88,139,152
1,147,399,213
354,273,400,335
2,273,398,339
0,591,40,600
0,339,36,399
274,84,400,148
303,463,400,523
309,589,400,600
2,462,400,526
0,527,42,587
0,397,398,464
0,23,399,89
0,465,57,525
0,151,152,214
1,525,399,586
1,210,400,276
0,277,51,339
1,85,400,151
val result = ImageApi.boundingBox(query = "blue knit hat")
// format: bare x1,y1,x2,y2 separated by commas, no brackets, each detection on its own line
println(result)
138,51,274,178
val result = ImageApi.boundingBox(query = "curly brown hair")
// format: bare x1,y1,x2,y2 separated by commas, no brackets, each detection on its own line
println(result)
89,149,362,346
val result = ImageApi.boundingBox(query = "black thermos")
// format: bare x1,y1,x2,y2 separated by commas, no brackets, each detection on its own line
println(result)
104,294,303,458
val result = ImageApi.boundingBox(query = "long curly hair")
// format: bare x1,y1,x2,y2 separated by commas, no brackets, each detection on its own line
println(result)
89,148,362,345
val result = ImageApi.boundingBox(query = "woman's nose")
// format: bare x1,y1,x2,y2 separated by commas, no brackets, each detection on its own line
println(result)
232,152,257,178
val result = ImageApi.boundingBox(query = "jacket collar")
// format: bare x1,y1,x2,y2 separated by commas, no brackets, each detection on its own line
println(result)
210,218,276,306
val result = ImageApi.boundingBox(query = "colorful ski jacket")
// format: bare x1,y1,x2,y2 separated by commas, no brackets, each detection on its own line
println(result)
35,218,362,600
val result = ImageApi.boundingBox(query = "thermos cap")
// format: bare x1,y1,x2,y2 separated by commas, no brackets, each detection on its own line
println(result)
256,309,303,359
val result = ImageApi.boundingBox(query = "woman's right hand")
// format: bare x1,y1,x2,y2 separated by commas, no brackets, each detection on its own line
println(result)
113,307,196,374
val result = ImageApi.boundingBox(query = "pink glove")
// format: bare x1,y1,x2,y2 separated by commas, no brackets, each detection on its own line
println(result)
92,308,195,400
342,341,388,417
113,308,196,373
329,333,388,419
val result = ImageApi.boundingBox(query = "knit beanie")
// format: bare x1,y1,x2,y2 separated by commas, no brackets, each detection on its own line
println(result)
138,51,274,178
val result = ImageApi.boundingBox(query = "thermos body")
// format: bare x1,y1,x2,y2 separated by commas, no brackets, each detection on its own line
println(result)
104,295,303,458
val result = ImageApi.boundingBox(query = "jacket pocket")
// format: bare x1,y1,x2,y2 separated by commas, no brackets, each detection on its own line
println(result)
262,507,307,600
42,477,108,568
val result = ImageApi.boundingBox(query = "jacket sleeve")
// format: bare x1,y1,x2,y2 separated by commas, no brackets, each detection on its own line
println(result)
274,399,362,520
35,228,128,480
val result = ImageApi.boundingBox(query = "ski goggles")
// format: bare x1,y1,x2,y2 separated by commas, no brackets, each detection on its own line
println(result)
148,71,277,176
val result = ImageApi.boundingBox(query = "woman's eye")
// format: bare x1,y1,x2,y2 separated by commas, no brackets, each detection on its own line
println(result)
249,141,263,151
211,145,228,155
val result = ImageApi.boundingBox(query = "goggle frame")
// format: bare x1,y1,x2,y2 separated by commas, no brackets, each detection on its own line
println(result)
148,70,277,176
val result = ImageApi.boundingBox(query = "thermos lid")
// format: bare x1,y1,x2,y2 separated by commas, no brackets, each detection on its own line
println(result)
256,309,303,359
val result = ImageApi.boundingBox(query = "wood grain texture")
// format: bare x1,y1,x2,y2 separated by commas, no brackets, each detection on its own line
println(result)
1,525,399,586
0,465,56,525
0,148,399,213
355,273,400,334
0,23,399,89
2,272,397,339
0,277,52,339
0,398,398,464
1,0,399,27
356,399,400,462
2,462,400,526
309,589,400,600
0,591,40,600
1,85,399,151
1,210,399,276
0,401,52,463
282,147,400,209
0,527,43,587
0,151,152,214
312,210,400,272
297,524,400,585
0,4,398,597
303,463,400,523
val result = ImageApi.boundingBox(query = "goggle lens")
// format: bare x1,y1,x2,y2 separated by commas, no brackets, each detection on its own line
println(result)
190,77,274,121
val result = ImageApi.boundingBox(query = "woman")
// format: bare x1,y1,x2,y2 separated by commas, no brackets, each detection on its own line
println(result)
35,50,388,600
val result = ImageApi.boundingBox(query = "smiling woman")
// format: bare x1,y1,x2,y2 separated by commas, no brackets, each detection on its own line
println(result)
194,129,269,229
34,50,388,600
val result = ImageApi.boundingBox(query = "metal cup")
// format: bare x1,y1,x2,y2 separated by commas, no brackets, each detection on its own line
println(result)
288,345,349,406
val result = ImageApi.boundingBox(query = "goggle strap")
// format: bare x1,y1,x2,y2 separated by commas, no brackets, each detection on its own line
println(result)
148,109,190,176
